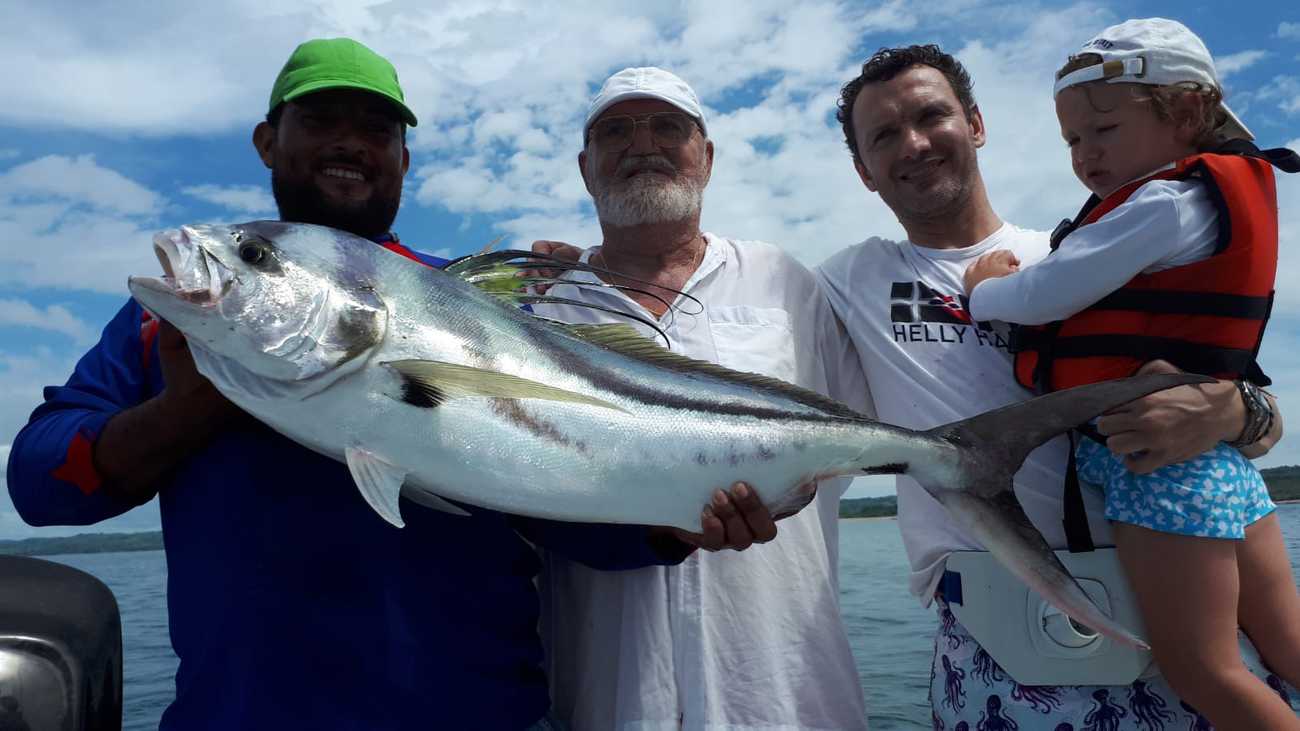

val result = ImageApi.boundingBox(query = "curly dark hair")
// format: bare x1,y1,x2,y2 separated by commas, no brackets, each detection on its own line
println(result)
837,45,977,161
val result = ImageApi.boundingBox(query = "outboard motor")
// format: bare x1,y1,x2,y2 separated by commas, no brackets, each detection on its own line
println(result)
0,556,122,731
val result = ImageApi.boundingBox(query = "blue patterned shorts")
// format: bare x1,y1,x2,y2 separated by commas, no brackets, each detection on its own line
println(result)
1074,437,1276,539
930,600,1300,730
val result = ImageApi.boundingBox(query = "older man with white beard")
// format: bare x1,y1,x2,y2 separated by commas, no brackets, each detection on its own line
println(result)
532,67,871,731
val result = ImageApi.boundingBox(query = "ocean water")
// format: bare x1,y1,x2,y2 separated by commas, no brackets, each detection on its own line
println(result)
48,504,1300,730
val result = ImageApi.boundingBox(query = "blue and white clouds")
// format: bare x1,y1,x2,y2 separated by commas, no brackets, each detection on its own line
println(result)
2,0,1298,536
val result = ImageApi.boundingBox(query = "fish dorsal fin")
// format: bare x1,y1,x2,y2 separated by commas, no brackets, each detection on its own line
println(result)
385,359,629,413
557,323,868,420
443,249,701,343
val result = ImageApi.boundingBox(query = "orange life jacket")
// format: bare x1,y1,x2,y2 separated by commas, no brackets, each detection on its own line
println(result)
1012,143,1299,393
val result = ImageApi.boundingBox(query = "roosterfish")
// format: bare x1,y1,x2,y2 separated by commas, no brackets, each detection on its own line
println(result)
128,220,1206,648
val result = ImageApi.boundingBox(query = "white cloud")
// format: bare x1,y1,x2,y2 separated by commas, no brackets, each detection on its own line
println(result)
0,300,96,345
0,348,81,452
0,156,163,295
182,184,276,218
0,155,160,215
0,1,310,135
1257,75,1300,115
1279,21,1300,40
1214,50,1267,78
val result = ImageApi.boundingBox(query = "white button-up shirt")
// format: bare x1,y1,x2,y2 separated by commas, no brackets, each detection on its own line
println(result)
535,232,871,731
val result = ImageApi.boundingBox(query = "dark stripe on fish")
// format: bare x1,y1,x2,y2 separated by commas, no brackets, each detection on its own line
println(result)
492,398,588,454
861,462,907,475
535,328,864,424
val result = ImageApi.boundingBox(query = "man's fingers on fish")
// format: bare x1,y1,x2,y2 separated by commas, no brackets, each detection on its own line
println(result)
694,507,725,551
526,240,576,292
729,482,777,543
531,239,582,263
710,487,756,551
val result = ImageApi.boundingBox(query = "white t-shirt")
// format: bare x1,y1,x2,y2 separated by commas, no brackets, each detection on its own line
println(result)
816,223,1115,602
535,233,872,731
970,178,1219,323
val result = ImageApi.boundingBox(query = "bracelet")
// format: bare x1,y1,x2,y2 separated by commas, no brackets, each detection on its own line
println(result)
1227,379,1273,448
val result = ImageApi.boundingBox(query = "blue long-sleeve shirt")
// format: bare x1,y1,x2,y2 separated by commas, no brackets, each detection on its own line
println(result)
7,238,679,730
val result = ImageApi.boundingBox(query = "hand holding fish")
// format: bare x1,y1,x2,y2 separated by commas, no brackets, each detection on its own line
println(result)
659,482,781,552
962,250,1020,293
1096,359,1280,473
92,320,247,503
155,321,244,433
525,239,583,294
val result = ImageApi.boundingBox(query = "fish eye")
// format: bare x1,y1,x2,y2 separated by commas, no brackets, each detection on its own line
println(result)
238,239,271,265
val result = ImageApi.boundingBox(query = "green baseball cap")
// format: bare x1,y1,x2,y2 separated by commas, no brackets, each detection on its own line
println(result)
269,38,418,127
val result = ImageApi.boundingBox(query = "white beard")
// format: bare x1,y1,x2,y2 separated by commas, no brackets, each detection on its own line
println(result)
590,171,704,227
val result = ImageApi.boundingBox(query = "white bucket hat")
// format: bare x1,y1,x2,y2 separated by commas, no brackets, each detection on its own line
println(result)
1054,17,1252,141
583,67,707,141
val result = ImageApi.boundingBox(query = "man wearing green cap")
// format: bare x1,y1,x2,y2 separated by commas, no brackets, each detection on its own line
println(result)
8,37,773,730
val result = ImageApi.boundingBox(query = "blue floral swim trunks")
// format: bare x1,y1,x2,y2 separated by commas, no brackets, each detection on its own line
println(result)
1075,437,1276,539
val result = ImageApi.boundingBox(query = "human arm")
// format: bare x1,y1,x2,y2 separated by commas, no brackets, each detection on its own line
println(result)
91,320,244,503
4,303,162,523
7,300,247,526
967,180,1218,324
1096,359,1283,474
962,250,1020,294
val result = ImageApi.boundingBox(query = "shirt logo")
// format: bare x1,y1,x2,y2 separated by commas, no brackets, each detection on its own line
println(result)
890,281,975,325
888,281,1009,349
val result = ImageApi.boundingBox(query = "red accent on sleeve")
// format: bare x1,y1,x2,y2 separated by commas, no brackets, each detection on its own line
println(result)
140,313,160,370
379,240,420,263
50,431,103,496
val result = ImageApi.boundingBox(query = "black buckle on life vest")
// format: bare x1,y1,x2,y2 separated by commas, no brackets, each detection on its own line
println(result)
1049,218,1074,251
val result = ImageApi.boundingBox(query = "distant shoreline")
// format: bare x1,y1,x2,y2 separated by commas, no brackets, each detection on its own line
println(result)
4,475,1297,557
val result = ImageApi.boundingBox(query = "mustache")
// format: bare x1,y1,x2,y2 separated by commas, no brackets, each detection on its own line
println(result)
616,155,677,176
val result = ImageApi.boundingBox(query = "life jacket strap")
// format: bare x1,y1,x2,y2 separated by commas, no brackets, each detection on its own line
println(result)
1063,430,1097,554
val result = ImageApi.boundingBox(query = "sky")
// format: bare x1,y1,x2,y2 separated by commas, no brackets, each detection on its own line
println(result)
2,0,1298,539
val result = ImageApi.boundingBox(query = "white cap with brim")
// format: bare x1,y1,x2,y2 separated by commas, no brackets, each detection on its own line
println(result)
583,67,707,141
1053,17,1252,141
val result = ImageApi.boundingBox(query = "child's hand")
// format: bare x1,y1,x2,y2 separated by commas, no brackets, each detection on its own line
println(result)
963,250,1020,293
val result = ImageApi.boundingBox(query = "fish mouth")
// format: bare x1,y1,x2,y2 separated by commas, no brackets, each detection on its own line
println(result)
128,226,234,307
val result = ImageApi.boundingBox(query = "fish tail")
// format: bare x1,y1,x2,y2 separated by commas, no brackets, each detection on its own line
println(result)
921,373,1211,648
929,373,1212,482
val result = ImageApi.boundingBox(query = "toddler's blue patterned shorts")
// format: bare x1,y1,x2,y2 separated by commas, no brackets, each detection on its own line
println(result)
1075,437,1275,539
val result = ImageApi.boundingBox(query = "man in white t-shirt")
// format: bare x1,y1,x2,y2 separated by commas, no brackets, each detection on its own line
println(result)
532,67,871,731
817,43,1294,727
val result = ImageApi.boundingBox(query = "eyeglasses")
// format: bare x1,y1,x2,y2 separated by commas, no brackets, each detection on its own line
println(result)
587,112,698,151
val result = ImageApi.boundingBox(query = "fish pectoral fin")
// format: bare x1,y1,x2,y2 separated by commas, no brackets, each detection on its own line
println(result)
400,485,472,518
385,359,629,413
345,446,408,529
